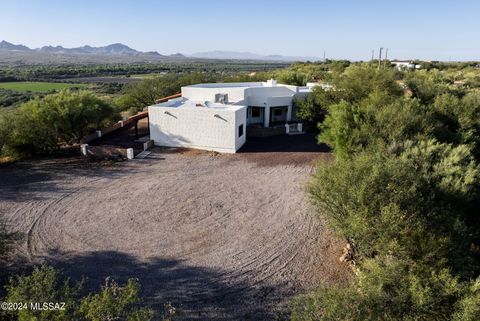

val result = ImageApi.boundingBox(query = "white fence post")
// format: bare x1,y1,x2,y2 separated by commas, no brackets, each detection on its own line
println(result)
126,148,134,160
285,123,290,134
80,144,89,156
297,123,303,132
96,130,102,138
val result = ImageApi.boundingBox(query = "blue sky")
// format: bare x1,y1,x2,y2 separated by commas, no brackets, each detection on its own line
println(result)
1,0,479,60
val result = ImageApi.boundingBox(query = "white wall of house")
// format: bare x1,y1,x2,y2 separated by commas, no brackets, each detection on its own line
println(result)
235,108,247,151
148,105,246,153
245,86,295,106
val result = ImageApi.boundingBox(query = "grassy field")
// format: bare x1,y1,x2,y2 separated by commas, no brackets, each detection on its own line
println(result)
129,73,167,79
0,82,89,92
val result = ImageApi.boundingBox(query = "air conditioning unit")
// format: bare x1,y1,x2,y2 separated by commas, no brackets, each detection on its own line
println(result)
215,93,228,104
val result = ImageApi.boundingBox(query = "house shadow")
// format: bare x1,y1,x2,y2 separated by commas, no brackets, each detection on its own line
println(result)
239,133,330,154
35,250,293,321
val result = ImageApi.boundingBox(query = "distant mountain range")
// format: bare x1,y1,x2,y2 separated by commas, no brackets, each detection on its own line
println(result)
189,50,321,62
0,40,319,64
0,40,168,57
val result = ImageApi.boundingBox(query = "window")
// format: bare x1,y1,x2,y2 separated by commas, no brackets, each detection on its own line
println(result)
274,108,283,116
238,124,244,137
251,107,261,118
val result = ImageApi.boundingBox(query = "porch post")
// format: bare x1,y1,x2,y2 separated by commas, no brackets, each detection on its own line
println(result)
264,105,270,127
287,103,293,122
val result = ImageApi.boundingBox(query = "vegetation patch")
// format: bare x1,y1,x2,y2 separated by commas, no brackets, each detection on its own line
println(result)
292,64,480,321
0,82,89,93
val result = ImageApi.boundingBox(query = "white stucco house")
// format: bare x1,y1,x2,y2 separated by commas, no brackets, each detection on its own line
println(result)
148,79,313,153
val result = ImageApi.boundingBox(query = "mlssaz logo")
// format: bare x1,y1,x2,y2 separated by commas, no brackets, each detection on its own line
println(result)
30,302,66,311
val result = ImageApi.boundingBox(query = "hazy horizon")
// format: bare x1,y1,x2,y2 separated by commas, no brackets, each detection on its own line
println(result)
1,0,479,61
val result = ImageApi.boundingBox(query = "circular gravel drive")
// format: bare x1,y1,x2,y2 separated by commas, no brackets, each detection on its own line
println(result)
0,146,349,320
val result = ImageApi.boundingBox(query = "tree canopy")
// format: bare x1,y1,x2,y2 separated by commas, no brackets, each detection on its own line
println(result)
0,90,118,157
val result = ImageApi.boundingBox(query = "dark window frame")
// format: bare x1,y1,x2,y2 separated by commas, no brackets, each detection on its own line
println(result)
273,109,283,116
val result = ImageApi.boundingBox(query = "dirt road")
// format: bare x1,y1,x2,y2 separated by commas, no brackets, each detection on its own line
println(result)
0,137,349,320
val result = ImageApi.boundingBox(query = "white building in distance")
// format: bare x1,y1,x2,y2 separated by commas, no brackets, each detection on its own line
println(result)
391,60,421,70
148,79,312,153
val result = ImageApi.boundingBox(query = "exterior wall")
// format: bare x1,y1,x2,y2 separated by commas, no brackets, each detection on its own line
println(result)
245,86,295,106
235,108,247,151
149,105,247,153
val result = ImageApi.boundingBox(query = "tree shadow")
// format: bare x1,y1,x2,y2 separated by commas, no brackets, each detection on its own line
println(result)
0,155,153,202
39,250,292,321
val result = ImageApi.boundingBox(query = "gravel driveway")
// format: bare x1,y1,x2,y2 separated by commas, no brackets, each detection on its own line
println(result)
0,137,349,320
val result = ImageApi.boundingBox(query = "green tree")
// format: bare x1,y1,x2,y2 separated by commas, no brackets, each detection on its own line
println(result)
295,65,403,128
7,90,118,156
294,86,337,124
0,110,13,155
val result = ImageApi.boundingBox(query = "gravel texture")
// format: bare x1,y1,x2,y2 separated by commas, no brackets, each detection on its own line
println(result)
0,142,349,320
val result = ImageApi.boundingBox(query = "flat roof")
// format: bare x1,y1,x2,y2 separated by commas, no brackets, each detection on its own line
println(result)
185,82,265,89
150,97,245,111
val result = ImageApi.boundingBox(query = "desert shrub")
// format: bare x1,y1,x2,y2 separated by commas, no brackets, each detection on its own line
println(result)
452,277,480,321
293,86,337,124
6,265,83,321
310,140,479,273
295,65,403,127
334,65,403,103
5,90,118,156
0,110,14,155
295,65,480,321
275,70,309,86
405,70,466,104
79,278,153,321
5,265,153,321
458,92,480,158
0,89,36,108
292,256,475,321
318,93,432,159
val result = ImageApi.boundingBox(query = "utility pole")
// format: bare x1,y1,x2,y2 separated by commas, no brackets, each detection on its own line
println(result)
378,47,383,70
371,50,374,61
323,50,326,61
383,48,389,68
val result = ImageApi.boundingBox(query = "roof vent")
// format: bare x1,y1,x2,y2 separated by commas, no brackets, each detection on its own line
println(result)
267,79,277,87
215,93,228,104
